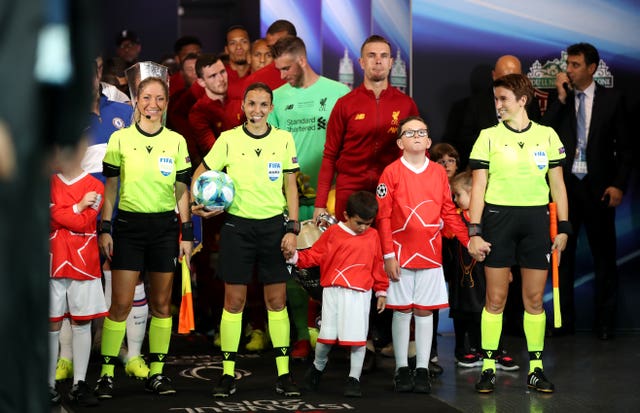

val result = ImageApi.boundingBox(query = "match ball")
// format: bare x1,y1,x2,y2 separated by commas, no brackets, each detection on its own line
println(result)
192,170,235,211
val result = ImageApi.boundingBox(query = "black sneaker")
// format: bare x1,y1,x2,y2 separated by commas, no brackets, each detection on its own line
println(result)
94,375,114,399
456,352,483,368
275,373,301,397
213,374,236,398
394,366,414,392
50,386,61,405
496,350,520,371
475,369,496,393
413,368,431,394
69,380,99,407
303,365,323,391
429,360,444,377
343,376,362,397
527,368,555,393
145,374,176,395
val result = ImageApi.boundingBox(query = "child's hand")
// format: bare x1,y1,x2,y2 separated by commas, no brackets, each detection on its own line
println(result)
78,191,99,212
376,296,386,313
281,233,297,259
384,257,400,281
468,237,491,262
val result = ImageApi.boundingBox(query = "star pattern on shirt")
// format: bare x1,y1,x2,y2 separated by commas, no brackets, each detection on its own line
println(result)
330,263,366,290
392,200,442,267
50,230,99,279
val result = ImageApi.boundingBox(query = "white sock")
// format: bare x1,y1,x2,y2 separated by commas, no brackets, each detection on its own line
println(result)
349,345,366,380
392,311,412,370
126,282,148,360
313,342,332,371
103,270,112,308
48,330,60,387
414,313,434,369
71,323,92,384
58,318,73,360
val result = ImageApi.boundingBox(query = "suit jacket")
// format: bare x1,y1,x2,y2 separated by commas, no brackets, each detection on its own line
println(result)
542,84,632,194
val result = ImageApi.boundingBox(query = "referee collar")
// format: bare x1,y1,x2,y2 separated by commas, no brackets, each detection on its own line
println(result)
502,120,532,134
135,122,164,137
242,123,272,139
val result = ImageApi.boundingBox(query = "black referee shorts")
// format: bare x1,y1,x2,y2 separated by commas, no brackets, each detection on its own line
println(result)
482,204,551,270
111,210,179,273
218,214,291,285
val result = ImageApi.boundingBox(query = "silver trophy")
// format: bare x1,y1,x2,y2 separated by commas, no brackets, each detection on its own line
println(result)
124,61,169,102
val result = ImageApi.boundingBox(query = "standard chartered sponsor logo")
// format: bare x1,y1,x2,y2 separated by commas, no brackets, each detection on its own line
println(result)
286,117,315,127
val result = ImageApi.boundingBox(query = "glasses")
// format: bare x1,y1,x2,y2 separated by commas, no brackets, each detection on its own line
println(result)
401,129,429,138
438,159,457,166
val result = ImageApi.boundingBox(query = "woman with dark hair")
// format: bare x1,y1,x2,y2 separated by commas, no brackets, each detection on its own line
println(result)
468,73,569,394
191,82,301,398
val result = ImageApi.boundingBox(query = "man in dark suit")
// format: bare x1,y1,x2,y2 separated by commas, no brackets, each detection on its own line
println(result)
449,55,541,170
542,43,632,339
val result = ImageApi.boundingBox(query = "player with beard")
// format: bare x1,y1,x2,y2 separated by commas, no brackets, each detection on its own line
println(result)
250,38,273,73
313,35,419,371
314,35,419,222
225,25,251,102
268,35,350,361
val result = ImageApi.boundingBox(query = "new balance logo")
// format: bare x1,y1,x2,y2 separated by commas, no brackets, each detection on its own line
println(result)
285,104,294,111
317,117,327,130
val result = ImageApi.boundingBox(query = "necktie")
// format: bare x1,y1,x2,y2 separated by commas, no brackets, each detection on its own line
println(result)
572,92,587,179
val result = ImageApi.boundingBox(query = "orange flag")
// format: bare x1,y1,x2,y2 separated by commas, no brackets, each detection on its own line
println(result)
178,256,195,334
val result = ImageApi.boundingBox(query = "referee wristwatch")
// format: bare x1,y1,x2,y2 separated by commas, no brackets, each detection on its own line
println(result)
285,220,300,235
468,223,482,237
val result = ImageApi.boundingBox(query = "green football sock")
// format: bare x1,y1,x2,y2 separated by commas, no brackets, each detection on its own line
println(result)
100,318,126,377
268,308,291,376
481,308,502,372
524,311,546,372
220,309,242,376
148,316,172,376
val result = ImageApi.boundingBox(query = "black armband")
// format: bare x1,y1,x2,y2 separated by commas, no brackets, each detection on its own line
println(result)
181,221,194,241
99,220,112,235
468,223,482,237
285,220,300,235
557,220,572,235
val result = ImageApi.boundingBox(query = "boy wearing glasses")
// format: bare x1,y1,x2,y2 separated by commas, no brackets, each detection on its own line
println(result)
376,116,487,394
